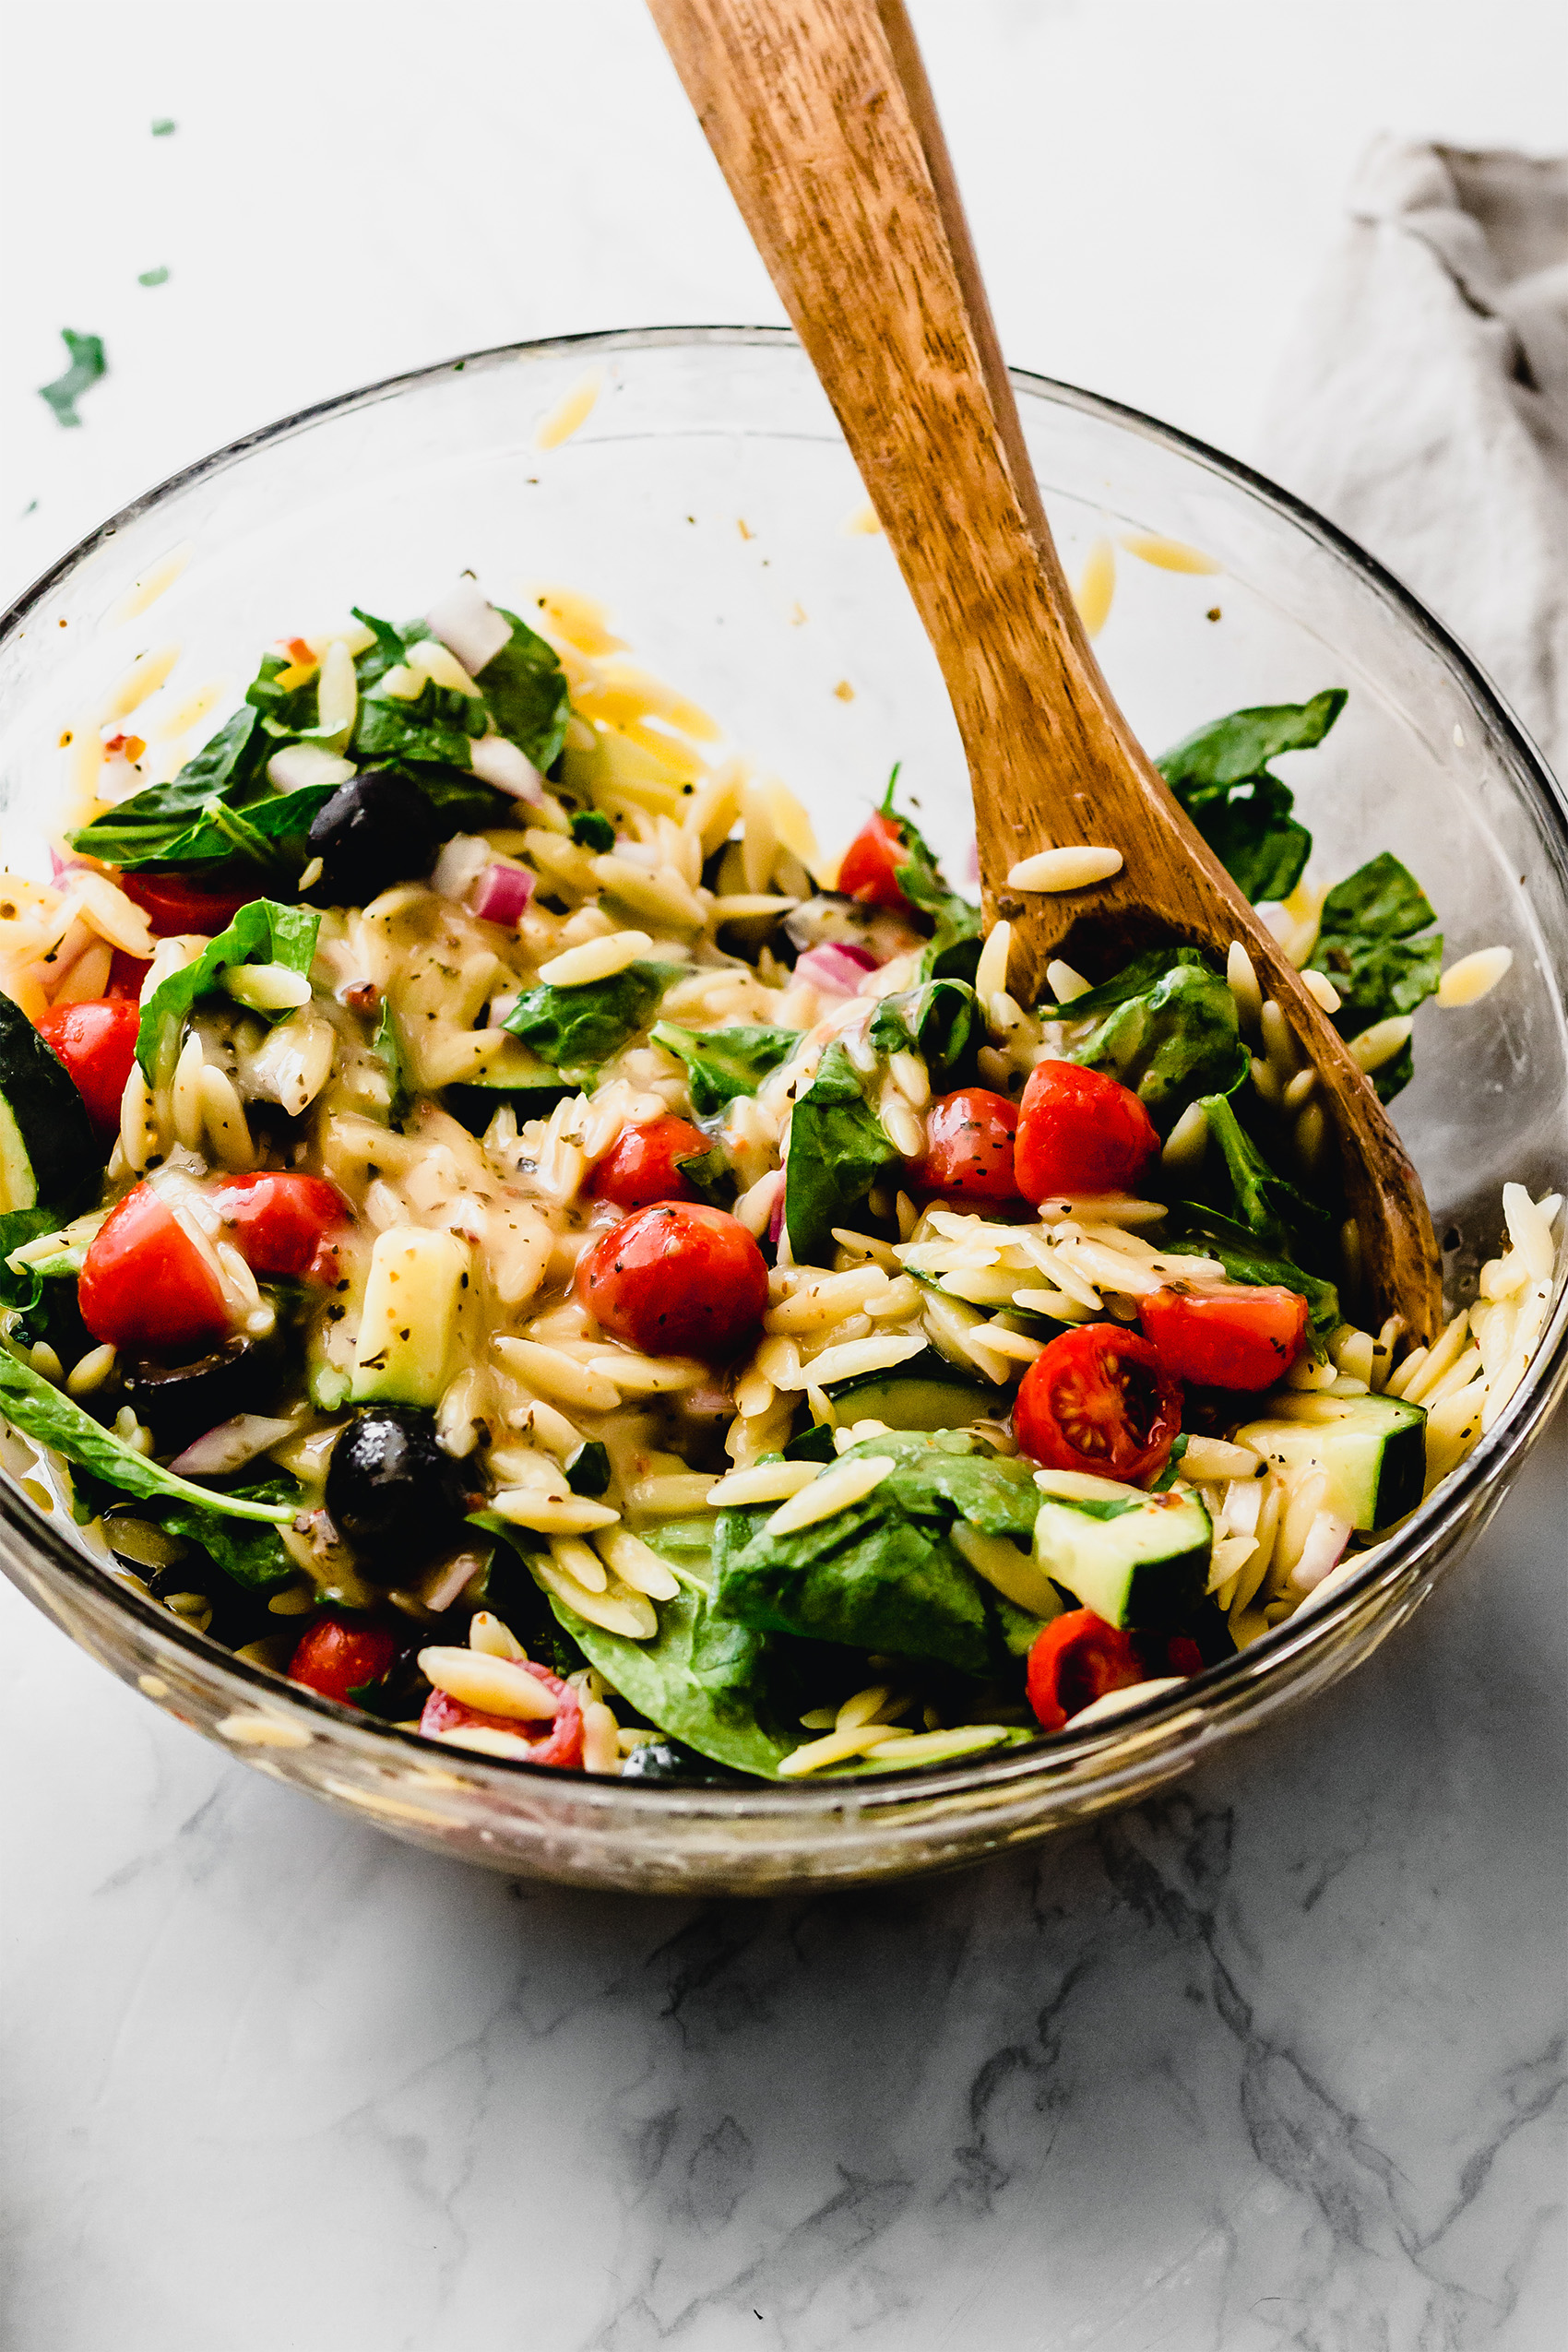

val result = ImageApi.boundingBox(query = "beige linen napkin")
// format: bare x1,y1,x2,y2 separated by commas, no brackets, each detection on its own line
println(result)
1259,137,1568,772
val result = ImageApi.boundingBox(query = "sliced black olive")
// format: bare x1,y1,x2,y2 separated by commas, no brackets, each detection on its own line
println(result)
121,1332,282,1454
619,1738,743,1785
306,769,439,907
326,1406,466,1574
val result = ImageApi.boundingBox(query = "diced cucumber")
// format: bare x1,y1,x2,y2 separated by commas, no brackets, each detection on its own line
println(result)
0,992,99,1212
825,1344,992,1432
1034,1485,1212,1630
350,1225,469,1408
1233,1391,1426,1531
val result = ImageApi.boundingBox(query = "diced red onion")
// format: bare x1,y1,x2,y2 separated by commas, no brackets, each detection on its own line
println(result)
470,861,536,927
768,1181,787,1248
963,837,980,885
794,943,880,996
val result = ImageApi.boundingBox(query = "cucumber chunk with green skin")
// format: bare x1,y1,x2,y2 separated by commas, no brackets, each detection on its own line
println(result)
824,1345,993,1432
0,993,99,1212
1033,1486,1212,1630
1234,1391,1426,1531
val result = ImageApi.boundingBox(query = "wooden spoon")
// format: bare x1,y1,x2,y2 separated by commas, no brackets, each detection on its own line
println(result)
647,0,1442,1340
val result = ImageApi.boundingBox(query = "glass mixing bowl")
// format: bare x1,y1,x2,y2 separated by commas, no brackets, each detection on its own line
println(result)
1,328,1564,1894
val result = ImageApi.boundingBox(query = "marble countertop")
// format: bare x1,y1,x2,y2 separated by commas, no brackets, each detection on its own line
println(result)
2,6,1564,2346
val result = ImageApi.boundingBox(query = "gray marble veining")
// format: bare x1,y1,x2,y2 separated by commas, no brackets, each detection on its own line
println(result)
3,1418,1562,2349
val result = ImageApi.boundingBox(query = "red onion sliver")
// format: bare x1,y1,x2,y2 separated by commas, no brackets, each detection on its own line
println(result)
470,862,536,927
768,1180,787,1248
794,943,879,996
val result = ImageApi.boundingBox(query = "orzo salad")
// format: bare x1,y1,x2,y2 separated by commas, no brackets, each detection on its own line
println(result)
0,578,1558,1781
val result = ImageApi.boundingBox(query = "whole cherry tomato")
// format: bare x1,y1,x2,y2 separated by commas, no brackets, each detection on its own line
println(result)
34,997,140,1135
914,1087,1019,1202
589,1117,708,1212
208,1171,350,1280
837,812,911,912
1140,1281,1309,1390
288,1615,398,1707
419,1673,585,1769
1014,1061,1159,1203
77,1183,230,1354
117,873,255,938
576,1201,768,1360
1014,1323,1182,1484
1027,1609,1146,1732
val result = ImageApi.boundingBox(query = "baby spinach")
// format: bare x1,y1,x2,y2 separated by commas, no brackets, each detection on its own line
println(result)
868,977,979,1087
1308,852,1442,1102
569,809,616,852
144,1475,303,1591
784,1040,901,1263
502,960,682,1085
650,1020,800,1116
0,1348,297,1523
478,608,574,774
711,1431,1045,1679
353,674,488,770
880,769,982,980
674,1143,736,1208
1161,1208,1340,1348
1197,1092,1328,1255
1048,948,1247,1127
374,999,412,1126
1156,690,1345,904
0,1209,59,1314
39,329,106,428
67,706,273,869
136,897,319,1082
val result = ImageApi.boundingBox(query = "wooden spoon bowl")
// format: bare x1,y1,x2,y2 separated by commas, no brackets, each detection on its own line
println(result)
647,0,1442,1341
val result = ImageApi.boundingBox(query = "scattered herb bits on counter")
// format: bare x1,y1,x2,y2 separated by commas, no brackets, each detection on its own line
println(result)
0,582,1557,1779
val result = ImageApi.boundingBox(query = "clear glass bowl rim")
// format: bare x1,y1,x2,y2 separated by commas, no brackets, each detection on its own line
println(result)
2,321,1565,1818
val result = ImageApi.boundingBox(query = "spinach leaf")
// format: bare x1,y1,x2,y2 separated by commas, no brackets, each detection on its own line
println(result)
784,1040,901,1264
1161,1207,1341,1348
570,809,616,852
880,769,982,980
136,898,320,1082
674,1144,736,1208
0,1209,57,1314
146,783,338,881
353,676,487,769
66,706,271,868
867,978,979,1086
711,1431,1045,1679
1157,690,1345,904
246,648,323,740
146,1475,302,1590
478,609,573,774
0,1349,297,1522
650,1020,800,1116
1055,950,1247,1127
39,329,106,428
502,960,680,1084
374,999,412,1125
1308,851,1442,1103
1198,1092,1328,1254
349,607,409,684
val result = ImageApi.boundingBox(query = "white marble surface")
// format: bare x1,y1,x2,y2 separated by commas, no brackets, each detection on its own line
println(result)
2,5,1565,2346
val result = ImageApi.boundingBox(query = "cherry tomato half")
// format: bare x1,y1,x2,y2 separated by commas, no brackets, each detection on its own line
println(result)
208,1171,350,1280
589,1117,708,1212
1027,1609,1146,1732
576,1201,768,1360
837,811,911,912
419,1673,585,1769
1014,1323,1182,1484
1140,1281,1310,1391
1014,1061,1158,1203
288,1615,398,1707
34,997,140,1135
117,872,255,938
77,1183,231,1355
915,1087,1019,1203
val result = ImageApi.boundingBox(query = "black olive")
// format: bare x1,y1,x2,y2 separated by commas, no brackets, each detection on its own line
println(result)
619,1738,743,1785
326,1407,466,1573
121,1333,282,1454
306,769,438,906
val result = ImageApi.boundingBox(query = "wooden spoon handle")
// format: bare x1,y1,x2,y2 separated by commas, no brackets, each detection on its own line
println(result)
647,0,1141,920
